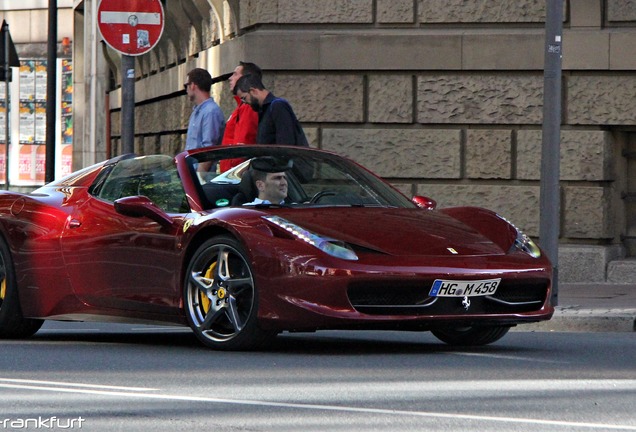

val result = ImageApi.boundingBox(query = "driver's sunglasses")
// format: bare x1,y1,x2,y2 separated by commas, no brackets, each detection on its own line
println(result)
183,82,191,90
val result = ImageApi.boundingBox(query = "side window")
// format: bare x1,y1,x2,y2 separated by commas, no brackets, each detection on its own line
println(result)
137,168,190,213
95,156,190,213
97,162,141,202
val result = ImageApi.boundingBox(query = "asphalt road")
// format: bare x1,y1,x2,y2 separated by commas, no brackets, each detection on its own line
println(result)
1,322,634,432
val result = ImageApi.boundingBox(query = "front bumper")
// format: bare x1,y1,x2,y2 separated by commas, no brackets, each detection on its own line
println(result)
253,251,554,332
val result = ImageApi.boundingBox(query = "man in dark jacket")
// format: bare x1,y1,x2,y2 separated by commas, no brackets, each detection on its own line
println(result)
234,74,308,146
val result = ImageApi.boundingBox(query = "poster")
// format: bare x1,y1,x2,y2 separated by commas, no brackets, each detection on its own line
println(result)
60,144,73,177
35,102,46,144
61,60,73,148
35,60,47,101
62,59,72,100
0,103,6,144
19,61,35,101
19,101,35,144
18,145,33,181
61,101,72,145
35,144,45,182
0,144,5,183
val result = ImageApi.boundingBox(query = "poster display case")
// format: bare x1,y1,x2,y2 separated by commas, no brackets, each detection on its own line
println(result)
0,58,73,186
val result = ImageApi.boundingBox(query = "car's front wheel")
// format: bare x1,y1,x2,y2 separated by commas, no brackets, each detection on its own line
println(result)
431,325,510,346
184,236,275,350
0,239,43,338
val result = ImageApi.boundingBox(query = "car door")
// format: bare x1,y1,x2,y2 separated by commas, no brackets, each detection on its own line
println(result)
60,155,189,316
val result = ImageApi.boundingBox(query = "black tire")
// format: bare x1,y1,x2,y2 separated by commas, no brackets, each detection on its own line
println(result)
184,236,276,350
0,239,43,338
431,325,510,346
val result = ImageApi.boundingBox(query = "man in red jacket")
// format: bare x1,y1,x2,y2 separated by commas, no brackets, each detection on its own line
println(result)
219,62,261,172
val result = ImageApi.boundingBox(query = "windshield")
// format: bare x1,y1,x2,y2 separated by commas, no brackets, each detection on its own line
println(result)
186,146,414,210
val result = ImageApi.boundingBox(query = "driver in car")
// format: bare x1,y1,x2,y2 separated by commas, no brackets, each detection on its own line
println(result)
244,157,292,205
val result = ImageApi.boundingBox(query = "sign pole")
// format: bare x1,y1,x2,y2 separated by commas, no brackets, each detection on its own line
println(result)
3,22,10,190
540,0,563,306
121,54,134,154
45,0,57,182
96,0,165,156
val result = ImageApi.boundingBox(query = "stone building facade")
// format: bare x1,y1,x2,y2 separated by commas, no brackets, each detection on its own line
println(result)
72,0,636,283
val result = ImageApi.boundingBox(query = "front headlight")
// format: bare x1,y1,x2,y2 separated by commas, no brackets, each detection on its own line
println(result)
497,214,541,258
514,230,541,258
263,215,359,261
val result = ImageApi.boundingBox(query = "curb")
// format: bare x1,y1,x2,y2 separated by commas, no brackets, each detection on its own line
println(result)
512,308,636,333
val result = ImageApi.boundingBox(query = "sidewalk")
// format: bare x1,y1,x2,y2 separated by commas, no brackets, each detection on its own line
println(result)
513,283,636,333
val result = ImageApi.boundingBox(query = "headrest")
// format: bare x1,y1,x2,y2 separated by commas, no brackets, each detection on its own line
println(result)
249,156,293,173
238,169,257,200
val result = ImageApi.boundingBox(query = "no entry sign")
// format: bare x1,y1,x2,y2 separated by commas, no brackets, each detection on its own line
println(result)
97,0,164,56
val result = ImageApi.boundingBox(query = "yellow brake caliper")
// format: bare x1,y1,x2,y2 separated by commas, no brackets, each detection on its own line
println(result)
1,278,6,301
200,262,216,313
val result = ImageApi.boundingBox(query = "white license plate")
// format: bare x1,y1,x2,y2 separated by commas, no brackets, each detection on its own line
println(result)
429,278,501,297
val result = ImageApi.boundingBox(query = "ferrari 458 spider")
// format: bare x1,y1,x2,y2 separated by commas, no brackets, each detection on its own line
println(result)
0,145,553,350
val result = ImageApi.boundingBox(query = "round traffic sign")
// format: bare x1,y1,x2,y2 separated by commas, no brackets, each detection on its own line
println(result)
97,0,164,56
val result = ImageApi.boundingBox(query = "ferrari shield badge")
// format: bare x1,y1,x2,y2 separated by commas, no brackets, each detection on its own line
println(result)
462,296,471,311
183,218,194,232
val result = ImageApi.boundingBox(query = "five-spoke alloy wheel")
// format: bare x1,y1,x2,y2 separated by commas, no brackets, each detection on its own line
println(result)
184,236,274,350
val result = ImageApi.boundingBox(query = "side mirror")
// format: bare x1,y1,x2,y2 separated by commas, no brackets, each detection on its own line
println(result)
412,195,437,210
114,195,174,228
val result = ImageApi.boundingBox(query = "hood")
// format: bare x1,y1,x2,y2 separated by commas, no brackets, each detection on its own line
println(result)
274,208,506,257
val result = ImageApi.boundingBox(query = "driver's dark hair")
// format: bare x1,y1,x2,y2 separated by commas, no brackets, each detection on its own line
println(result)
250,168,268,184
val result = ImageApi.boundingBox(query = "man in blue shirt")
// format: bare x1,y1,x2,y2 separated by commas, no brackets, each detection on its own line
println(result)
184,68,225,152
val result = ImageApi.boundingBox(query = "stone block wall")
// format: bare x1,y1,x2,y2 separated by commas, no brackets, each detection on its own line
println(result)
416,75,544,124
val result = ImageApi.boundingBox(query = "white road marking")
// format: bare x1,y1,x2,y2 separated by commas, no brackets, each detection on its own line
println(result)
37,329,104,333
37,326,188,333
130,327,190,332
0,378,634,430
449,351,569,364
0,378,157,392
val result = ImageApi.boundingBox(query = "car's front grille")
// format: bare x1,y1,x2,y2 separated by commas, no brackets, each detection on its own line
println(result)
347,278,549,315
492,279,549,304
347,282,435,306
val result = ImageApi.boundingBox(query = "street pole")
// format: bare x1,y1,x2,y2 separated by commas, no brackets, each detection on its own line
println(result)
3,22,10,190
45,0,57,182
540,0,563,306
121,55,135,154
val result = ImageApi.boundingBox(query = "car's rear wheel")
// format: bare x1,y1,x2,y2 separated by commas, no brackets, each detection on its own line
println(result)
184,236,275,350
431,325,510,346
0,239,43,338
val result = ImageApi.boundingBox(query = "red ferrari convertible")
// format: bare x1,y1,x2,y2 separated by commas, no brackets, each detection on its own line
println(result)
0,145,553,350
